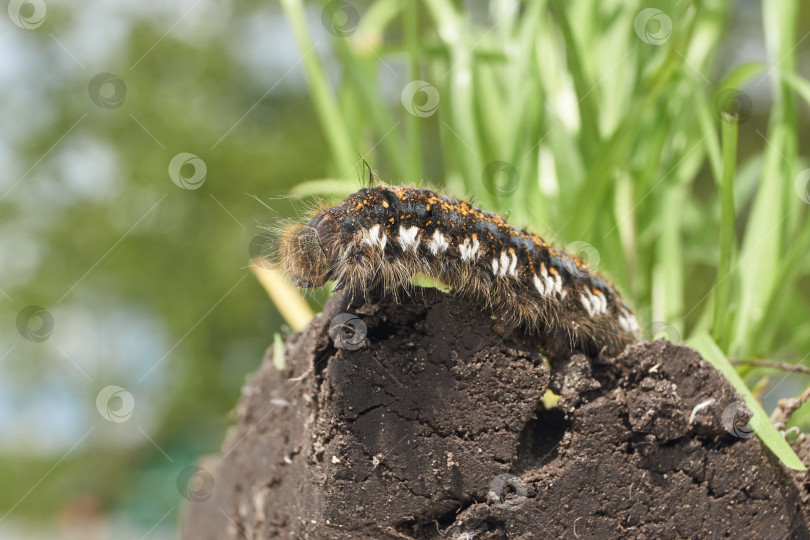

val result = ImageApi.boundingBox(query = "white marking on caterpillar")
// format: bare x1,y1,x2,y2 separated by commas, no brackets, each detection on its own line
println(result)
533,274,546,296
580,293,595,317
618,312,639,334
508,251,518,277
551,270,566,299
362,224,387,250
589,290,599,315
499,251,509,278
398,226,420,251
596,293,606,314
625,313,640,333
459,236,480,261
540,264,565,299
428,230,450,255
540,264,554,295
580,288,605,317
593,289,607,314
492,257,500,276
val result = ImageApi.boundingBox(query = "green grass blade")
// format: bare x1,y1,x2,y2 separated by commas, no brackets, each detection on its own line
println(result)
549,0,599,161
403,0,422,181
327,2,409,179
752,216,810,351
711,117,738,349
732,0,798,356
280,0,356,174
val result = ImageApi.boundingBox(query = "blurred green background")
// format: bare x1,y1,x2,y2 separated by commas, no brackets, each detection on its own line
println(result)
2,0,810,537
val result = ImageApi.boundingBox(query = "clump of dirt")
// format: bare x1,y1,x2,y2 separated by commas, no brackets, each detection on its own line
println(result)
182,288,810,539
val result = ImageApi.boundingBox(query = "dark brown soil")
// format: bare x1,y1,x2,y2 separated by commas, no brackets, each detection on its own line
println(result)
181,288,810,539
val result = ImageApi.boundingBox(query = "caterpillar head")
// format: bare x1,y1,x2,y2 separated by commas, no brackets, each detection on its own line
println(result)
280,212,342,288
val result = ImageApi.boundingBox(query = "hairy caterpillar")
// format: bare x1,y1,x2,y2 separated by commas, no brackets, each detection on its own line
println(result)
280,184,640,356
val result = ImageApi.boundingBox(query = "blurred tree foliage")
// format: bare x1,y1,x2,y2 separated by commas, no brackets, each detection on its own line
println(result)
0,0,331,529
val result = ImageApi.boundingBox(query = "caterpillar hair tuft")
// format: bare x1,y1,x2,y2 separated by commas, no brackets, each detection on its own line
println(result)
280,183,640,355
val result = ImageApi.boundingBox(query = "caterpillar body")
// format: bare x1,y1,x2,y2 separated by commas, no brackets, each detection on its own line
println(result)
280,184,640,356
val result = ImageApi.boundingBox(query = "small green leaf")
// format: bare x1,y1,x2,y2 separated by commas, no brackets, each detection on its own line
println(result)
409,274,451,293
273,332,286,371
